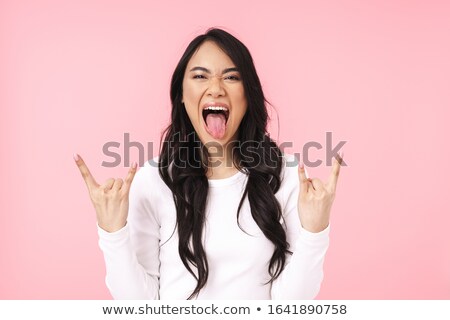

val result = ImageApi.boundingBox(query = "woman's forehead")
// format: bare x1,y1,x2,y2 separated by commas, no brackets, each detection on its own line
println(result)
187,41,236,70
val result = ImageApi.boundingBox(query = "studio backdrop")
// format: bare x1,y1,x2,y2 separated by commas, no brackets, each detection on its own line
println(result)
1,0,449,299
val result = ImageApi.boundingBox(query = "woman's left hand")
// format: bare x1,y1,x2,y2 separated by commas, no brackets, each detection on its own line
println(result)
297,153,344,233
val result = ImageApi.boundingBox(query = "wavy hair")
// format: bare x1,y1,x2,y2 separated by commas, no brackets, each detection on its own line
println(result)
158,28,290,299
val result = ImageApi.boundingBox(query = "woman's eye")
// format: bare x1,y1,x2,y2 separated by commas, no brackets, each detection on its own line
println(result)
225,75,240,81
193,74,206,79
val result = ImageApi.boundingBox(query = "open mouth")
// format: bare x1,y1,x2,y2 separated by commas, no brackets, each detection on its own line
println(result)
202,105,230,139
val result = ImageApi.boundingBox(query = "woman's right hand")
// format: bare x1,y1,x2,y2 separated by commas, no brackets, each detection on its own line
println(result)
74,153,137,233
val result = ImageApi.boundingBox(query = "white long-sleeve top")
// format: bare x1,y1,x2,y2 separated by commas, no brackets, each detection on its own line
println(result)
97,153,330,300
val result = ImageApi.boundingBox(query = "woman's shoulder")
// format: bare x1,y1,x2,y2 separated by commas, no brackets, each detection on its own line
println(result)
141,155,161,171
279,152,300,189
281,152,299,175
132,155,167,191
281,152,299,167
136,156,160,176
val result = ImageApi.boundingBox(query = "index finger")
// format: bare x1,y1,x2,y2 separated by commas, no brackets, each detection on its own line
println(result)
73,153,98,190
327,152,343,192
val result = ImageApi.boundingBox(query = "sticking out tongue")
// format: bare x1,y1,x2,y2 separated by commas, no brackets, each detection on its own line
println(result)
205,113,226,139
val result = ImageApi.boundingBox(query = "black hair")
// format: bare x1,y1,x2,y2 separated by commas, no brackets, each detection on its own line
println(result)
158,28,290,299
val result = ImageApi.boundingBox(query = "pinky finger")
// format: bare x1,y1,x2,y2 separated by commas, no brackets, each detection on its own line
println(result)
298,164,309,193
124,162,138,188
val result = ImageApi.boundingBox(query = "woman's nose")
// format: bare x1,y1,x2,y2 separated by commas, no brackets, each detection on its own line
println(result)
207,76,225,97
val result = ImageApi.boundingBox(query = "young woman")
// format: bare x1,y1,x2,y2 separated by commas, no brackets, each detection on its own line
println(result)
74,28,343,300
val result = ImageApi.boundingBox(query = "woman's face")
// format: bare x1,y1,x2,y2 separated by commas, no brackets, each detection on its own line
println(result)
182,41,247,148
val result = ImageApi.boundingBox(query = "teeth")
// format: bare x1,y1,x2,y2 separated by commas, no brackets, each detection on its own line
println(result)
204,106,228,111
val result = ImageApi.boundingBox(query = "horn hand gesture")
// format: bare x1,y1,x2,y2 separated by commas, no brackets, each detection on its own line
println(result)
73,153,137,233
298,153,344,233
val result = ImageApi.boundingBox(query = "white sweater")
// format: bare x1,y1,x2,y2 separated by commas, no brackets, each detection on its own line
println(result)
97,154,330,300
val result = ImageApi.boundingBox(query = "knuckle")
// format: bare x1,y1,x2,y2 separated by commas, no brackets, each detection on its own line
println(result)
317,193,326,200
100,186,110,195
120,191,129,200
104,191,114,199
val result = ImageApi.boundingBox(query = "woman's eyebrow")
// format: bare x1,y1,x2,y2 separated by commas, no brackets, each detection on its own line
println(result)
189,66,239,74
222,67,239,74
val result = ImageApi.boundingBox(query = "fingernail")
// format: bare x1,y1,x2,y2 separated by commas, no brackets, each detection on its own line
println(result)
131,161,137,169
337,151,344,164
73,153,79,161
299,158,304,169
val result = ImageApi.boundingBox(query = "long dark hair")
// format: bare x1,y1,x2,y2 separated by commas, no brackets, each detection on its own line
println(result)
158,28,290,299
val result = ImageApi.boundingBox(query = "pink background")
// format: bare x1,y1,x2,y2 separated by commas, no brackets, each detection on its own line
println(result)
1,0,449,299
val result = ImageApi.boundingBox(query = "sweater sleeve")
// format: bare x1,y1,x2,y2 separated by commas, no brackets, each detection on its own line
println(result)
97,162,160,299
271,155,330,299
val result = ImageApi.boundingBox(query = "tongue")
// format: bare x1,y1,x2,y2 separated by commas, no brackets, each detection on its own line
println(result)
205,113,226,139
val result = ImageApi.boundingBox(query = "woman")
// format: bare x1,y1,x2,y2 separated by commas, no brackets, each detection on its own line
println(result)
74,28,343,299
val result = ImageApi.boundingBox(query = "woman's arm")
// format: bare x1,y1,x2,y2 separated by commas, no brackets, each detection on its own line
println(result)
270,155,331,299
97,162,161,299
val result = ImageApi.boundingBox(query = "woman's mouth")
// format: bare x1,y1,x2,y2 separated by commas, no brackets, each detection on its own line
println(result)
202,104,229,140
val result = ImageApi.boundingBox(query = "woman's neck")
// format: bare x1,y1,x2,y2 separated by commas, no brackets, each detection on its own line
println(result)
206,162,238,179
205,142,238,179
